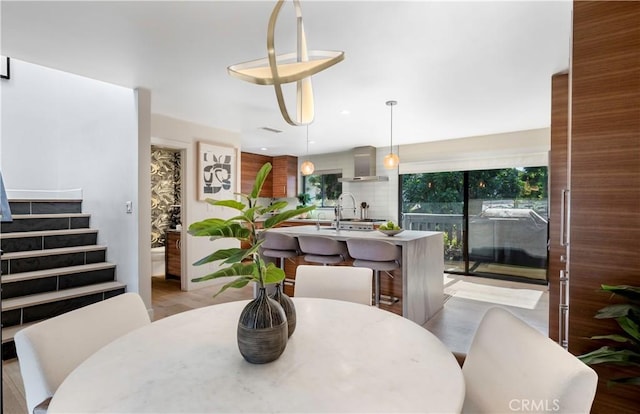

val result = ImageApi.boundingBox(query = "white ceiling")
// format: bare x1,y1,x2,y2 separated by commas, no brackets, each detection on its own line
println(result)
1,0,572,157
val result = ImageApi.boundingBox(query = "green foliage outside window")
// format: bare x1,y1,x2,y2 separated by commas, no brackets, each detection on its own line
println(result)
402,167,548,215
303,172,342,207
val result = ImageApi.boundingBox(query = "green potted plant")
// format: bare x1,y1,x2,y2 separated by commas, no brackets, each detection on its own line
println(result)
578,284,640,386
188,162,314,363
296,193,312,218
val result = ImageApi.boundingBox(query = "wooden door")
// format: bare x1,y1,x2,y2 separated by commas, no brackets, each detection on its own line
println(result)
548,72,568,344
570,2,640,412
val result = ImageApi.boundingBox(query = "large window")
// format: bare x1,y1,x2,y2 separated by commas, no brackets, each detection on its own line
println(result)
401,167,548,283
302,171,342,207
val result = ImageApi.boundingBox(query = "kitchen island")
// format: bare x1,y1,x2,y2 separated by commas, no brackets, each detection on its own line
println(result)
267,225,444,325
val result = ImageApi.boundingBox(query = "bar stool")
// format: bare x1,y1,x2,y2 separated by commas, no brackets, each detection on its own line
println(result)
297,235,349,266
346,239,401,307
261,231,300,270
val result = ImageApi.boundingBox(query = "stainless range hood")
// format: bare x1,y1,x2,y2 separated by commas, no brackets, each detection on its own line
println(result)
338,146,389,182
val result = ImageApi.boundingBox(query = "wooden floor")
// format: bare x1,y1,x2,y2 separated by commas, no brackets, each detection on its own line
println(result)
2,274,548,413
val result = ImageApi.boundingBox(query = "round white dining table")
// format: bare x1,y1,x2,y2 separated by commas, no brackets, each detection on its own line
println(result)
48,298,465,413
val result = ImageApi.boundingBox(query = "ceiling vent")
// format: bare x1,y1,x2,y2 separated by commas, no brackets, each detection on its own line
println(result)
259,127,283,134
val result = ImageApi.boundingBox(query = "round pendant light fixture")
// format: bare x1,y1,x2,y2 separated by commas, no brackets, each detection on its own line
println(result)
300,125,315,176
383,100,399,169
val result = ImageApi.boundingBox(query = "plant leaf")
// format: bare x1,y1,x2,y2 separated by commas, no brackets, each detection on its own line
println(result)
205,199,246,211
259,201,288,215
250,163,272,199
262,262,285,285
188,218,226,234
211,276,253,298
189,222,251,239
590,334,635,343
608,376,640,386
191,262,257,283
578,346,640,366
264,206,316,228
616,316,640,343
595,304,640,319
601,285,640,302
192,248,245,266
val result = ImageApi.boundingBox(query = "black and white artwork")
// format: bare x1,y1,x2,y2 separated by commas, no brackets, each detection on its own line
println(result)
198,141,236,201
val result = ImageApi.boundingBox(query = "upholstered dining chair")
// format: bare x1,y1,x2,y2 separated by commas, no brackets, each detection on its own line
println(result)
461,307,598,414
294,265,373,305
14,292,151,414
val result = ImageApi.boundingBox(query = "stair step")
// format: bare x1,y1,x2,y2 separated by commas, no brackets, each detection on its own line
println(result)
1,245,106,261
8,199,82,215
0,228,98,239
0,213,91,233
0,228,98,253
2,281,126,312
1,321,38,344
2,262,115,283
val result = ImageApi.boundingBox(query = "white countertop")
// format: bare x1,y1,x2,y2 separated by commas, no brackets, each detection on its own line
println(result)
49,298,464,413
269,225,441,244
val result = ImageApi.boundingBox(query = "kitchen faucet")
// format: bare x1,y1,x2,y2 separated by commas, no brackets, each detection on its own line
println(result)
335,192,357,230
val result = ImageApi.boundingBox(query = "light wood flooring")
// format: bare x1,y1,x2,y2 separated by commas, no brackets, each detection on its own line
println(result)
2,274,548,414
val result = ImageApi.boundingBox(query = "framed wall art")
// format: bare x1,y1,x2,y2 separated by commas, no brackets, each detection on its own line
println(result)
197,141,237,201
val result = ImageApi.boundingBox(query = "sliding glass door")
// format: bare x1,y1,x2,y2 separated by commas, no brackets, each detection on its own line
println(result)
401,167,548,283
401,172,465,273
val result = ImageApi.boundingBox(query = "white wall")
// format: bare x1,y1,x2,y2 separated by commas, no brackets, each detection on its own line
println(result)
0,59,141,299
298,128,550,224
398,128,550,173
297,148,399,223
150,114,242,292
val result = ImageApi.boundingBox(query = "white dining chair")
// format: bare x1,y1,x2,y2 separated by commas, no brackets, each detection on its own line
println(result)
461,307,598,414
14,292,151,414
294,265,373,305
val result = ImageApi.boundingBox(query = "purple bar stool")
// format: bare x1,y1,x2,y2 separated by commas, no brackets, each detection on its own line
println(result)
346,239,401,307
297,235,350,266
261,231,300,270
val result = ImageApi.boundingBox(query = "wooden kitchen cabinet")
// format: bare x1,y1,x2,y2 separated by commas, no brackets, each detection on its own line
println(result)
241,152,273,197
272,156,298,198
165,230,181,280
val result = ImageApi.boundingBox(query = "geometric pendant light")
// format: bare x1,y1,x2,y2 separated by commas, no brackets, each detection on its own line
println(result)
383,100,400,169
227,0,344,126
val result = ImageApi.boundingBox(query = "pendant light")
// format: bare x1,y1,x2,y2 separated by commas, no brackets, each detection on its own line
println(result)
300,125,315,176
383,100,399,169
227,0,344,126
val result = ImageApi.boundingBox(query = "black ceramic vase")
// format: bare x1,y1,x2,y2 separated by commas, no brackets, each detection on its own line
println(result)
270,283,296,337
237,287,288,364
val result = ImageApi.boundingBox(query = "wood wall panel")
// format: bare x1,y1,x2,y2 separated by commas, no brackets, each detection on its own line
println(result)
548,73,568,343
241,152,273,197
570,2,640,412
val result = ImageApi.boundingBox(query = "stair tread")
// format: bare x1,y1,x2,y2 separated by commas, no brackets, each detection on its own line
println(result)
8,213,90,219
0,228,98,239
8,199,82,202
1,245,107,260
2,322,39,343
2,281,126,311
2,262,116,283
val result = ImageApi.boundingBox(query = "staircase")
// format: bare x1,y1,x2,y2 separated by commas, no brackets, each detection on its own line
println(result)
1,199,126,359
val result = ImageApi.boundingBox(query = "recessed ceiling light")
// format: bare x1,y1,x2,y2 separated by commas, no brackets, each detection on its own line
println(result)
260,147,268,151
340,109,350,115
